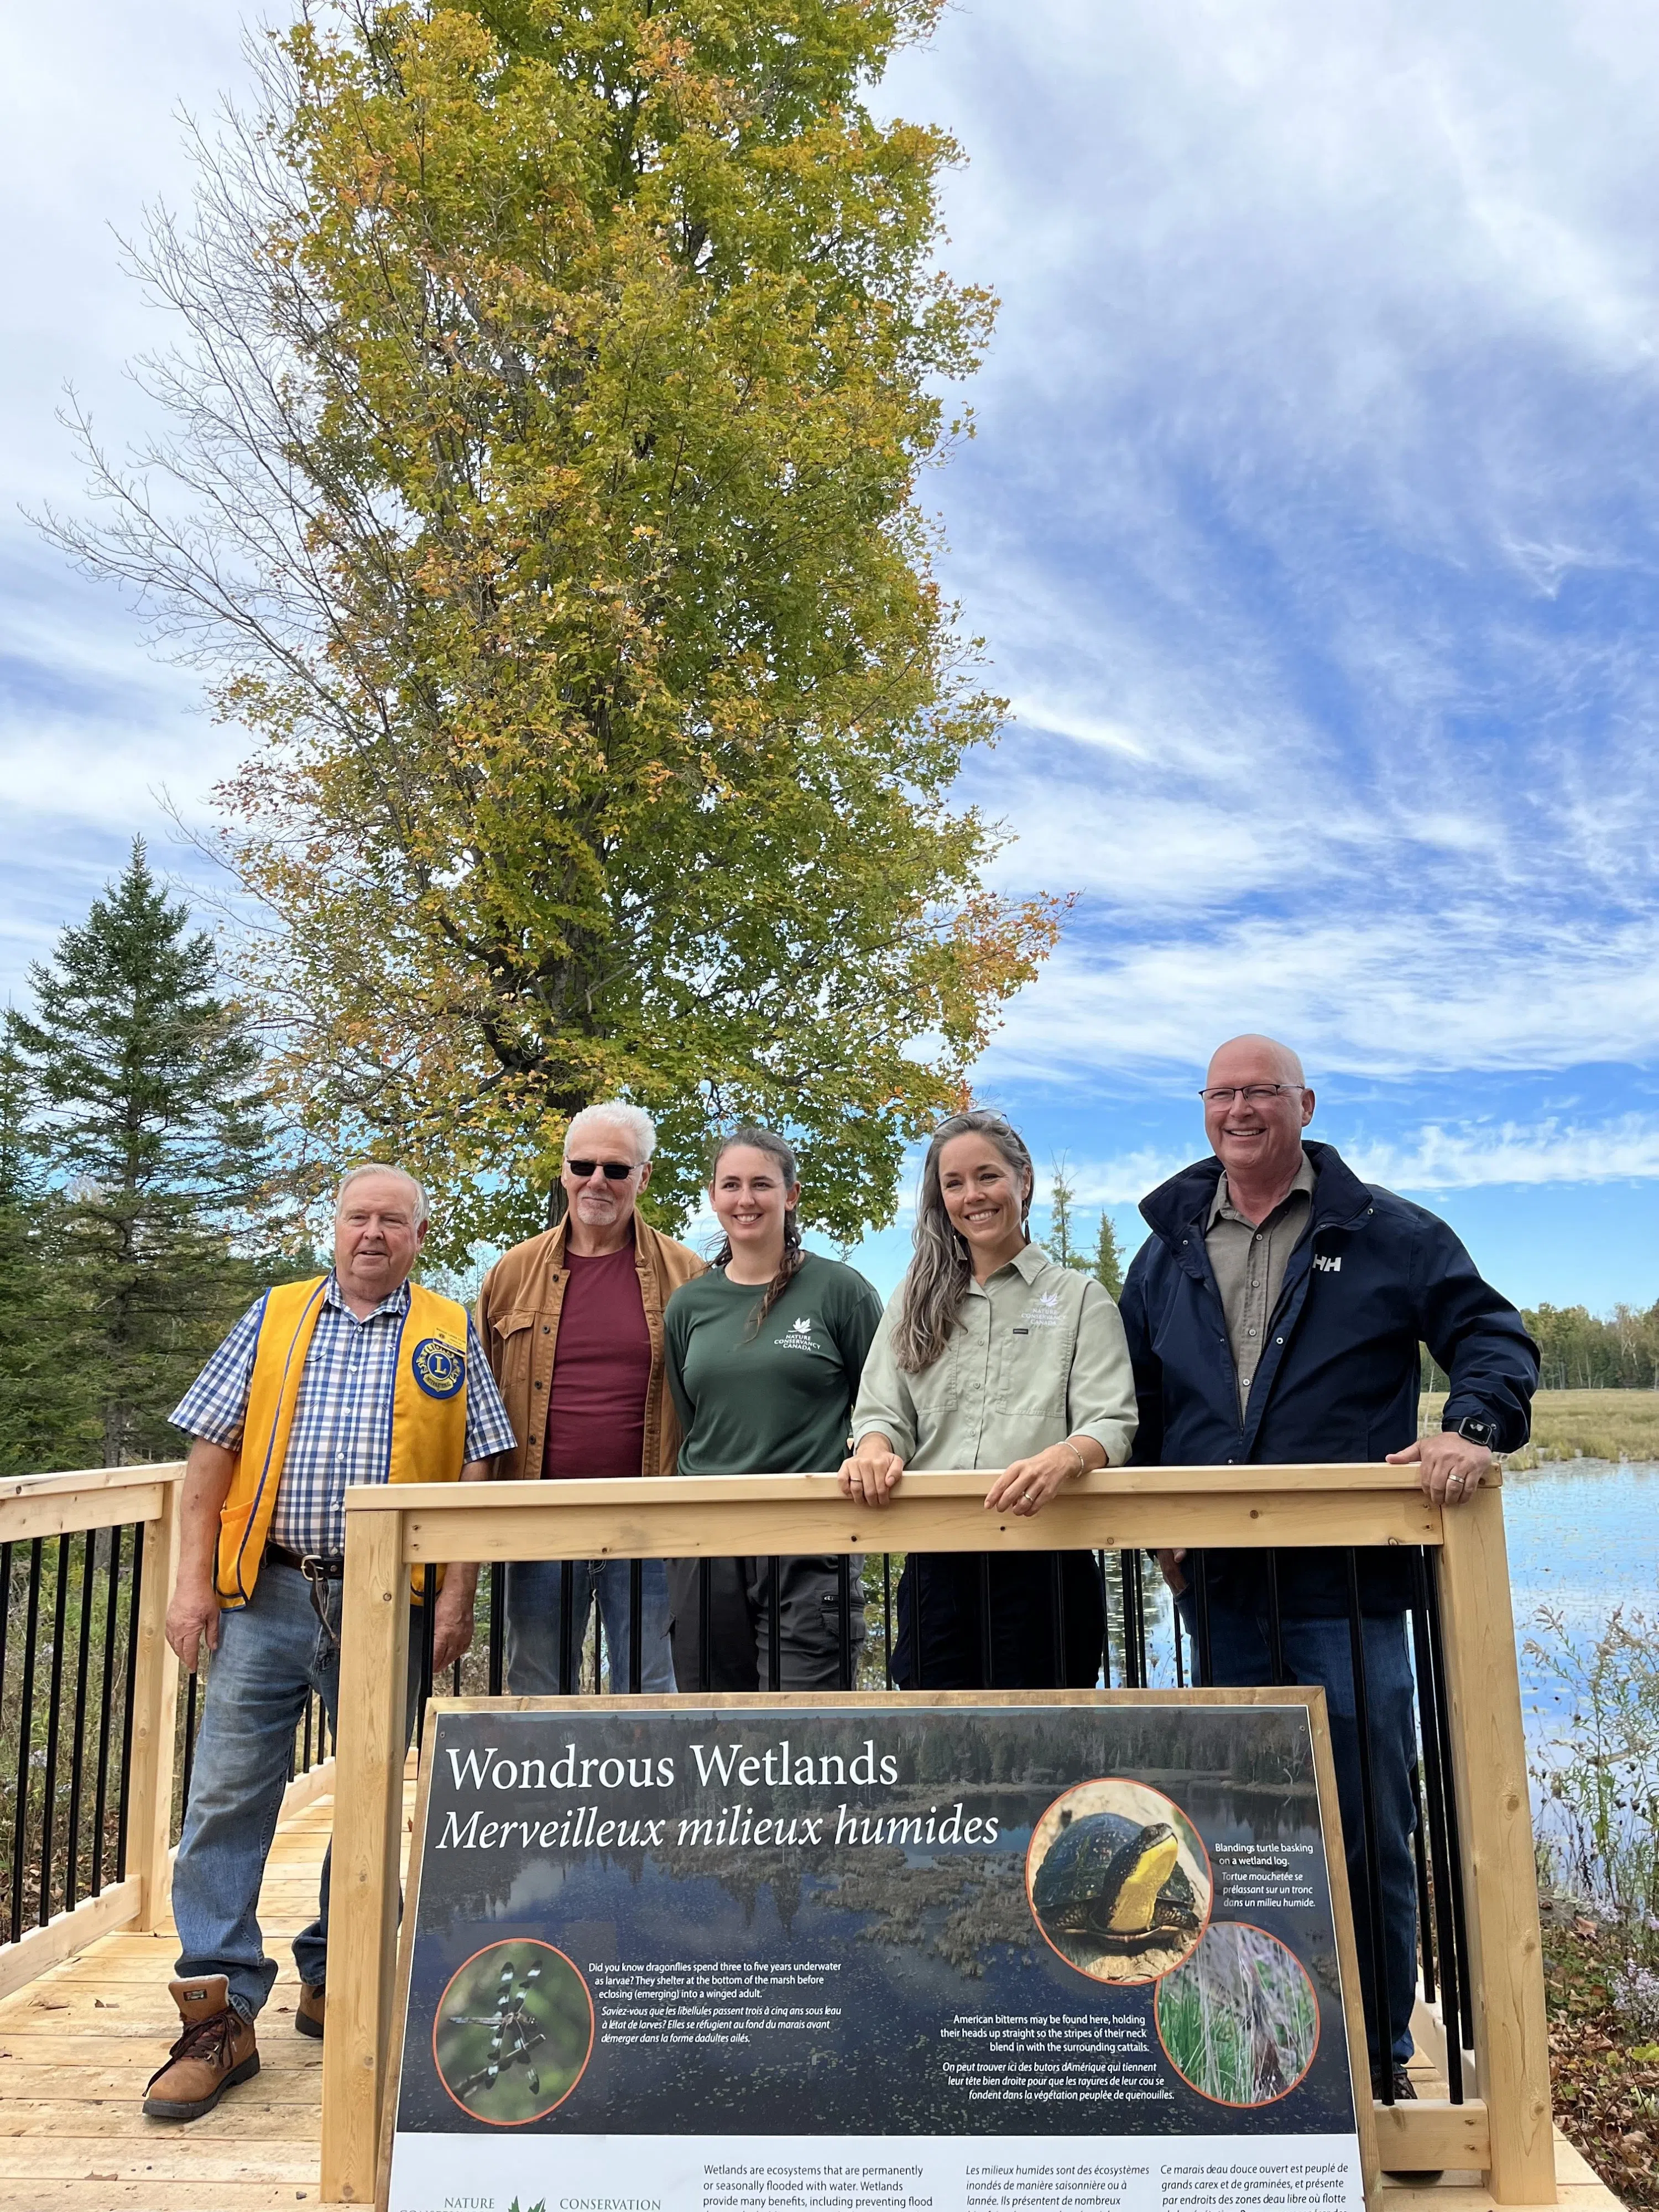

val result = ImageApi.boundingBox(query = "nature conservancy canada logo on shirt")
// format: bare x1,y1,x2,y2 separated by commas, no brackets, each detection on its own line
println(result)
774,1314,820,1351
1018,1291,1065,1330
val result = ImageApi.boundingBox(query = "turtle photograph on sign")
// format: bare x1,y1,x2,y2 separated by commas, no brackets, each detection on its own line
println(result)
1025,1777,1211,1983
381,1691,1374,2212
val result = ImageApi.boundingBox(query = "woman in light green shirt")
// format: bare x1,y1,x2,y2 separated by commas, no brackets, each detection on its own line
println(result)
840,1110,1137,1687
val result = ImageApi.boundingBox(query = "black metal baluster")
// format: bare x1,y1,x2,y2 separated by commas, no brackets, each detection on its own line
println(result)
768,1561,782,1692
38,1535,71,1924
1049,1555,1066,1686
978,1556,994,1690
115,1523,143,1882
836,1557,853,1692
883,1555,893,1689
1425,1557,1478,2053
64,1532,97,1911
1097,1553,1112,1689
1190,1551,1213,1687
180,1664,202,1820
1409,1758,1436,2005
1344,1550,1393,2103
592,1597,604,1694
1130,1549,1147,1684
418,1564,437,1762
0,1542,12,1751
487,1562,505,1697
698,1559,712,1693
91,1526,121,1896
1264,1551,1287,1685
10,1541,42,1940
1172,1596,1186,1688
561,1560,577,1696
1415,1549,1469,2088
629,1559,644,1695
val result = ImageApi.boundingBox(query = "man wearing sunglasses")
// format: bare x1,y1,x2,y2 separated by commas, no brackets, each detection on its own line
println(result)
477,1102,705,1692
1120,1033,1537,2168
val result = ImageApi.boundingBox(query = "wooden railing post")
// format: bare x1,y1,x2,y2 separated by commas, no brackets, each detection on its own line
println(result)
127,1473,181,1933
321,1502,410,2206
1437,1479,1555,2204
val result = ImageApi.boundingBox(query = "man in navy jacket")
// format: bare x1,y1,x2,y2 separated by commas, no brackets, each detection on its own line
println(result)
1120,1035,1537,2111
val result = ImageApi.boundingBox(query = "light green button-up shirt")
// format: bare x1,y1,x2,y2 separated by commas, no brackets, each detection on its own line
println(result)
849,1241,1139,1470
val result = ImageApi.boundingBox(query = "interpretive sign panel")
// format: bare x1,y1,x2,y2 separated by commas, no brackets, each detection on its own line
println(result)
382,1692,1371,2212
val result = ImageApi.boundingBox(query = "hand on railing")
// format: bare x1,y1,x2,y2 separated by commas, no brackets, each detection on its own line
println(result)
983,1433,1107,1518
838,1439,906,1507
1386,1432,1493,1507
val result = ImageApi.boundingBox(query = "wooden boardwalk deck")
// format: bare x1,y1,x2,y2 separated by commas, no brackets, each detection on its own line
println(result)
0,1775,1627,2211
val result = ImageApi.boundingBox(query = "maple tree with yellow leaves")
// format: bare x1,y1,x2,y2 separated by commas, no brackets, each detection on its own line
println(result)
48,0,1063,1258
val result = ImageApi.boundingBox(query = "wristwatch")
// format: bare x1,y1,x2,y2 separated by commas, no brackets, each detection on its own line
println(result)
1442,1413,1499,1451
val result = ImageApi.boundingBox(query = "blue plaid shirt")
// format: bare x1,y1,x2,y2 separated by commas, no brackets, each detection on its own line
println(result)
170,1275,516,1558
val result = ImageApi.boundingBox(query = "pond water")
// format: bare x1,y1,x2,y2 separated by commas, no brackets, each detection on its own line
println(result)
1504,1458,1659,1768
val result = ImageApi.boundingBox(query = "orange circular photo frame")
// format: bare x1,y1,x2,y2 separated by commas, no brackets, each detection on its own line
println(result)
1025,1776,1212,1986
1154,1921,1321,2107
432,1938,594,2126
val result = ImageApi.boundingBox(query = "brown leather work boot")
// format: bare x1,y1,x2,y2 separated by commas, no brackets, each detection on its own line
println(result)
296,1980,325,2038
142,1975,260,2121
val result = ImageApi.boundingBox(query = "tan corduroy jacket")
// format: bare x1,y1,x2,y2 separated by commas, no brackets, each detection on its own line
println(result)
477,1215,707,1481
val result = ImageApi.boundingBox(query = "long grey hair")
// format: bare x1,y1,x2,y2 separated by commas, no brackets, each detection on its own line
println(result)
891,1110,1035,1373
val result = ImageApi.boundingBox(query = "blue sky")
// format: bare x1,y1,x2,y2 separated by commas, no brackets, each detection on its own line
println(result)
6,1,1659,1310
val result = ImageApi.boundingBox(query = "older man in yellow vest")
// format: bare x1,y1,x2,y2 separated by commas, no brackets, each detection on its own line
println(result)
142,1165,515,2124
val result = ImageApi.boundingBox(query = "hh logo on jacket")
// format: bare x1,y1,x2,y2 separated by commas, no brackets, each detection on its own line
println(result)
1313,1254,1342,1273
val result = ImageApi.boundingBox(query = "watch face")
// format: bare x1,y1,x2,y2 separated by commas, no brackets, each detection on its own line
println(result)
1452,1417,1496,1446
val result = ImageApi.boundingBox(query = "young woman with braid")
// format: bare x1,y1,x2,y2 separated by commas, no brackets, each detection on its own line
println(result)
840,1110,1139,1688
664,1128,884,1691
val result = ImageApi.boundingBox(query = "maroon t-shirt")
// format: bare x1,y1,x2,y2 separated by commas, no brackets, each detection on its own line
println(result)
542,1239,653,1480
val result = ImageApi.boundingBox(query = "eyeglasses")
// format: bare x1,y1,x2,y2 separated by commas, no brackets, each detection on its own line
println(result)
1198,1084,1305,1105
566,1160,637,1181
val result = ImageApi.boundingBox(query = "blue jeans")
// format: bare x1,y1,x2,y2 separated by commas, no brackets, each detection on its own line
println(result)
172,1562,421,2021
505,1558,675,1694
1178,1592,1419,2073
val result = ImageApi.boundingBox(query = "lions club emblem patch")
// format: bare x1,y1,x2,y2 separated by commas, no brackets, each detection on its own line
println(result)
411,1337,466,1400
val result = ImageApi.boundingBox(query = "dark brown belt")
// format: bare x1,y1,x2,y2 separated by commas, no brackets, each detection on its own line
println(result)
263,1541,345,1643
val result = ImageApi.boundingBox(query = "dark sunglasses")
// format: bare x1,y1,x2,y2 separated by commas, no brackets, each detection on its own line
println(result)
566,1159,637,1181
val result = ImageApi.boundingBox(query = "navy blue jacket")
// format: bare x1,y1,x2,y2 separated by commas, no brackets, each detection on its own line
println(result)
1119,1141,1538,1614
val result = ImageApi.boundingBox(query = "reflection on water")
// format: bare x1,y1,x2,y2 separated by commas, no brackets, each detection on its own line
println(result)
1504,1459,1659,1739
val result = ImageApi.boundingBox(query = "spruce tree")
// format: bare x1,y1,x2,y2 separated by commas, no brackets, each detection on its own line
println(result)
8,842,276,1463
0,1039,96,1473
1093,1212,1125,1300
1048,1158,1085,1270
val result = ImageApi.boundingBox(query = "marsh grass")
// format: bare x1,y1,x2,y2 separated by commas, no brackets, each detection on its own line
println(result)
1526,1600,1659,1943
1155,1923,1317,2105
1421,1389,1659,1469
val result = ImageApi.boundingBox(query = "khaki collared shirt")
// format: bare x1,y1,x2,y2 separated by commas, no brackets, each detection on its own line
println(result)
1206,1150,1317,1417
850,1241,1138,1469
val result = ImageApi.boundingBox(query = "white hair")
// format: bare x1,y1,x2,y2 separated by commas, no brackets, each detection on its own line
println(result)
333,1162,430,1227
564,1100,656,1164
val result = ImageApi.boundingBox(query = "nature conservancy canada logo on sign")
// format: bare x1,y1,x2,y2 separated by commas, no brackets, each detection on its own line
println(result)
774,1315,818,1351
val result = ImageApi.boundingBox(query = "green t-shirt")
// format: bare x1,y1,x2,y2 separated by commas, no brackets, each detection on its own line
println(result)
664,1252,885,1476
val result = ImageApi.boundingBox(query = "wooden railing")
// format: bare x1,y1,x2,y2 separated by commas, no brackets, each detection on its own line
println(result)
321,1464,1553,2207
0,1461,336,2003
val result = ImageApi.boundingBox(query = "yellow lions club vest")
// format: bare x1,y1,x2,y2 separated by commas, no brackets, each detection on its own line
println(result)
214,1276,471,1609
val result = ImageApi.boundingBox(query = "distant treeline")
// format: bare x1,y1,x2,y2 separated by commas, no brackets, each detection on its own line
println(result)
1422,1304,1659,1395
